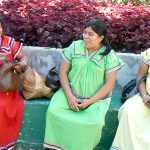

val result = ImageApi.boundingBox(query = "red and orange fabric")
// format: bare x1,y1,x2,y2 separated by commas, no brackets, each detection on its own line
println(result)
0,35,24,150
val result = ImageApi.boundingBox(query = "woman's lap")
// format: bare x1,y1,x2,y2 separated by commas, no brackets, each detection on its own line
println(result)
111,94,150,150
47,88,110,125
118,94,150,121
44,89,111,150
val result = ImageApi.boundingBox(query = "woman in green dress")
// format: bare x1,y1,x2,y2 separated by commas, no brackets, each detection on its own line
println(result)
44,19,123,150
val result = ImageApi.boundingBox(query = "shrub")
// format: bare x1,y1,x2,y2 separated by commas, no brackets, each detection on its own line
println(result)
113,0,150,6
0,0,150,53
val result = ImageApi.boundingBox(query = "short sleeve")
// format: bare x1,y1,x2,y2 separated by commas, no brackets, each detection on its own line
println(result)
1,36,23,60
105,50,124,73
141,48,150,66
62,42,75,63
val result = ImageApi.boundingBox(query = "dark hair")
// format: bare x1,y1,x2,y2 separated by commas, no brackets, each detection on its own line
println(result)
86,19,111,55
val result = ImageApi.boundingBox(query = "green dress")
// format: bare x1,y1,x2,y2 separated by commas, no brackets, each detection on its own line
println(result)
44,40,123,150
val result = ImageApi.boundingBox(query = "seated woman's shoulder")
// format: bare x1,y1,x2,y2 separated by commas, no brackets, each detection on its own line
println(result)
107,49,117,56
142,48,150,57
2,35,14,41
69,40,84,49
72,40,84,45
141,48,150,62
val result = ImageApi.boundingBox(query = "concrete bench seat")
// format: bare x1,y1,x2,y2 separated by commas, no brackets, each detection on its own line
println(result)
15,47,140,150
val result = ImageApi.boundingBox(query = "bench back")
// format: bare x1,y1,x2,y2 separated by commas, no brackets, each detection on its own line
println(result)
23,46,141,92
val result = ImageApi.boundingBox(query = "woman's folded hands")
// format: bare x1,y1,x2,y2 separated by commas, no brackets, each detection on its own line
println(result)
77,99,90,110
68,95,91,111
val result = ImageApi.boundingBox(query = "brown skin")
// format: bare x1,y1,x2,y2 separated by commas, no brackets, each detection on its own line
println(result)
77,70,117,110
60,27,117,111
83,27,104,54
13,50,28,74
136,61,150,108
0,22,2,36
59,60,80,111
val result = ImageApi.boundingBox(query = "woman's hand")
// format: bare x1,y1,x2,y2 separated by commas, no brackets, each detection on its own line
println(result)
77,99,90,110
142,94,150,108
13,61,27,74
15,49,28,74
68,96,80,112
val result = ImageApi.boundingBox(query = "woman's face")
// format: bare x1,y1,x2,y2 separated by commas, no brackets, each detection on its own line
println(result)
0,22,2,36
83,27,104,50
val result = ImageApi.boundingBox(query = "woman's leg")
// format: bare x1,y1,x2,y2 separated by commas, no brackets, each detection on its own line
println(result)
110,94,150,150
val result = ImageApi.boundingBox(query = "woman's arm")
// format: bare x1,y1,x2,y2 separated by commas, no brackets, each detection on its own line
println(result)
59,60,79,111
78,70,118,109
136,61,150,106
14,49,28,73
16,50,28,65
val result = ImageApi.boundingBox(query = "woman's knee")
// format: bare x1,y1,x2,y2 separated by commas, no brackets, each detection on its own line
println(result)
119,95,144,119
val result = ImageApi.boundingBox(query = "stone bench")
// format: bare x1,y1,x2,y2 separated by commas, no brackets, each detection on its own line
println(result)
16,46,141,150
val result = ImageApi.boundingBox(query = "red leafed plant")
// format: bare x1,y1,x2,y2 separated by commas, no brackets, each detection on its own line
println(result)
0,0,149,53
